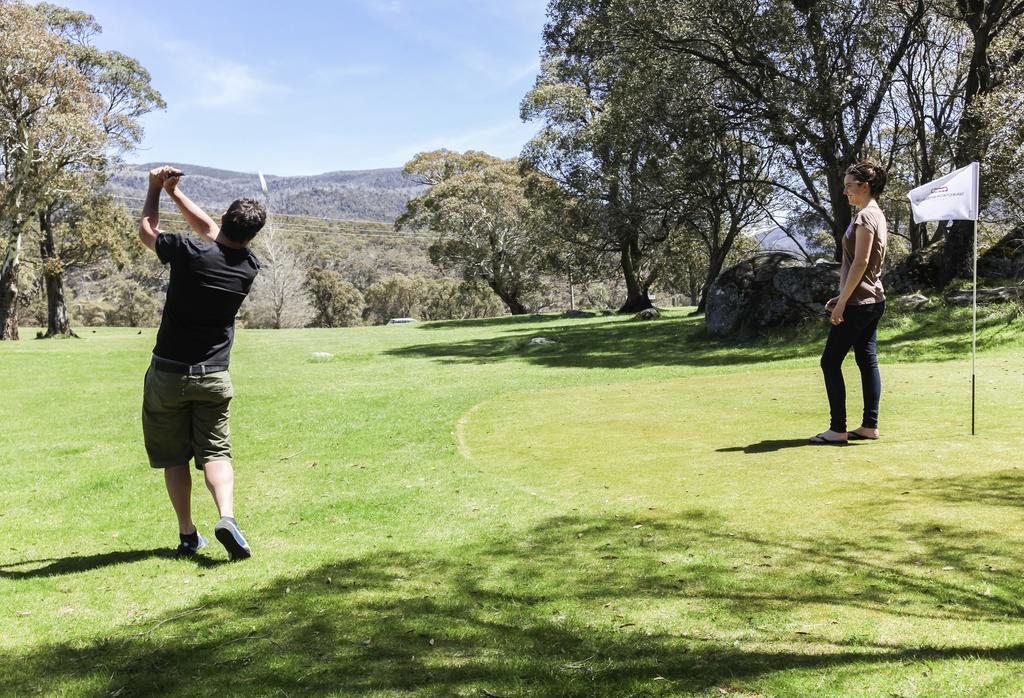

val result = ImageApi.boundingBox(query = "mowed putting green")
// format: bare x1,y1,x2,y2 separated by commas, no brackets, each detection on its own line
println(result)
2,307,1024,696
458,362,1024,523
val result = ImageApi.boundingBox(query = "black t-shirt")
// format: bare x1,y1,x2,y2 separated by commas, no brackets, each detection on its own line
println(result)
153,232,260,366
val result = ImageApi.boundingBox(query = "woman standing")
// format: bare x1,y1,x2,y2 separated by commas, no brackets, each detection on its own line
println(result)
810,160,889,445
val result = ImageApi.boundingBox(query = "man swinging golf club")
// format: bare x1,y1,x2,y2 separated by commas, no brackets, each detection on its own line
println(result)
137,165,265,560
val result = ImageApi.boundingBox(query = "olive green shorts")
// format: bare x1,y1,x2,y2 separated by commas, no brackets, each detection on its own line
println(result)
142,363,234,470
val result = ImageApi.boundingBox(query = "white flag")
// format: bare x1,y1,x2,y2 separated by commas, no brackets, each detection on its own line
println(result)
907,162,979,223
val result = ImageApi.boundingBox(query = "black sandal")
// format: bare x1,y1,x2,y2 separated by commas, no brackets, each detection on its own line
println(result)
808,433,847,445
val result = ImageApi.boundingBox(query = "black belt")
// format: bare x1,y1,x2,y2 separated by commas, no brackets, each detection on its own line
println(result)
152,356,228,375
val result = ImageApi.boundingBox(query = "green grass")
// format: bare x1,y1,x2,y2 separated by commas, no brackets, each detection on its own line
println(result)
2,302,1024,696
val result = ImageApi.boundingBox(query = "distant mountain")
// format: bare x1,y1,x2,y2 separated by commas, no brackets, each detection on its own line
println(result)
107,162,426,222
754,226,823,258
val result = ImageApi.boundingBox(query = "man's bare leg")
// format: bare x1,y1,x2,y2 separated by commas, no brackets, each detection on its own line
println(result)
205,460,251,560
164,465,195,534
203,460,234,518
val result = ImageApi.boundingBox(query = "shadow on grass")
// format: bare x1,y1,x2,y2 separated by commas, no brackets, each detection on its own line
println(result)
716,438,863,453
873,302,1022,359
419,313,595,331
391,315,809,369
5,510,1024,696
893,469,1024,509
0,549,225,579
389,305,1022,370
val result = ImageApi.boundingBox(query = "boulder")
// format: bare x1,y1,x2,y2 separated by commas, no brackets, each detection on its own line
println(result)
632,308,662,321
893,292,931,310
528,336,557,345
945,287,1024,306
883,241,946,293
885,225,1024,292
706,252,839,339
978,227,1024,279
562,309,597,319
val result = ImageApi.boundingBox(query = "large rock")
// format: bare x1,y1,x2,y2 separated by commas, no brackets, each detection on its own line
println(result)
632,308,661,321
946,287,1024,306
885,225,1024,292
978,226,1024,279
706,252,839,339
893,292,931,310
883,240,947,292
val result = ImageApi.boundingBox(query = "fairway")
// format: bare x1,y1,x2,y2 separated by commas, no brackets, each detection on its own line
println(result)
3,309,1024,696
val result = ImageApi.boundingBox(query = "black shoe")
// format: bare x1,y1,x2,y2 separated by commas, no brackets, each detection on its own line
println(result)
214,517,252,561
176,531,209,558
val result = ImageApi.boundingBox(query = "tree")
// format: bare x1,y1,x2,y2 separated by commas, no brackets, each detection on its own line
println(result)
363,274,429,324
652,118,779,313
103,276,161,327
0,2,105,339
931,0,1024,282
524,0,784,312
244,226,310,329
659,224,762,307
890,13,968,251
37,192,134,336
304,266,364,327
522,1,682,312
624,0,927,260
397,150,547,315
38,5,163,336
419,278,507,320
0,2,162,339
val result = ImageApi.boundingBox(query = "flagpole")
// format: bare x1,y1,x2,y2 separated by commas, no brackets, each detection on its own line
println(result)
972,217,977,436
908,163,980,436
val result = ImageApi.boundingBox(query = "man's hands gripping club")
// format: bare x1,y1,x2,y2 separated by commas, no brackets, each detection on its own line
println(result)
138,166,221,252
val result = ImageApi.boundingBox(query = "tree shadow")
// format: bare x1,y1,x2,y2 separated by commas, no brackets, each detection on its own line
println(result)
390,315,810,369
0,548,225,579
5,510,1024,696
888,469,1024,510
418,312,601,331
881,303,1022,357
390,304,1023,371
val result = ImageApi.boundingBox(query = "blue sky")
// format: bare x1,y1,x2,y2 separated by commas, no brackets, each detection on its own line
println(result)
65,0,548,176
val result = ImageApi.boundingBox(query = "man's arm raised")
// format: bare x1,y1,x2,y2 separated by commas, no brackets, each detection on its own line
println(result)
163,174,220,244
137,168,165,253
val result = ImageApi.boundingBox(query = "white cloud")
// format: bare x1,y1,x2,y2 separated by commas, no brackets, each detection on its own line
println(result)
158,40,288,111
505,58,541,87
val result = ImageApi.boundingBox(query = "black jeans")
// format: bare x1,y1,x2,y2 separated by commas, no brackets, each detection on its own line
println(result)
820,301,885,433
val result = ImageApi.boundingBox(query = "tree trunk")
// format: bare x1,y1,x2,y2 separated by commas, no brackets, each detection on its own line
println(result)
0,231,22,340
504,297,528,315
936,220,975,286
617,244,652,312
492,285,528,315
910,222,927,251
828,171,853,262
695,250,729,314
44,273,74,336
688,275,701,308
39,210,77,338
